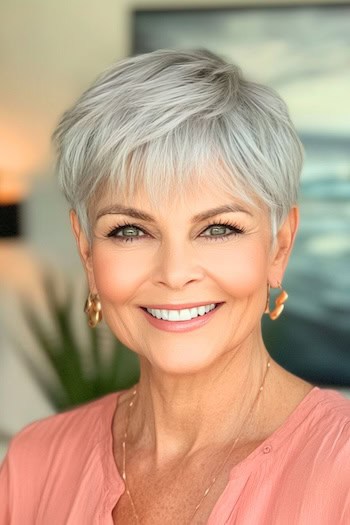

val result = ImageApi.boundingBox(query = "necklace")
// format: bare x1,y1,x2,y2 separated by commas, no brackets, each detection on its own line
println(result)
121,357,271,524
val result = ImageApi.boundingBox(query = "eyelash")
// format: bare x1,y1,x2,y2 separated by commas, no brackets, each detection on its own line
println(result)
106,219,246,243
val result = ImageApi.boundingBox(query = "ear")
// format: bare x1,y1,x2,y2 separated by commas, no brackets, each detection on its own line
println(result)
70,210,96,293
268,206,299,287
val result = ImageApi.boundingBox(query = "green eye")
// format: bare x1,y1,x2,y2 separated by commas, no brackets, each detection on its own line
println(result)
107,224,146,242
107,221,245,243
201,222,245,241
120,226,142,237
204,225,230,236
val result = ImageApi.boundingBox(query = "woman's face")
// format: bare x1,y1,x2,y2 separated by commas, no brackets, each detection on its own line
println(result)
72,180,298,374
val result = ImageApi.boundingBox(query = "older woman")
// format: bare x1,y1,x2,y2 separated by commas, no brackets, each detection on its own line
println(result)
1,49,349,525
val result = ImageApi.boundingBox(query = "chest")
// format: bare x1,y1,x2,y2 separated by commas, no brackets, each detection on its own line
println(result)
111,441,264,525
111,476,227,525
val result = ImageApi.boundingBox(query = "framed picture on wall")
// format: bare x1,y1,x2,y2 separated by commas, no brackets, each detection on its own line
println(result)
132,3,350,386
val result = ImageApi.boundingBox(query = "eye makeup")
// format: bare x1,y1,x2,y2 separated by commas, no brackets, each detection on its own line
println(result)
105,219,247,244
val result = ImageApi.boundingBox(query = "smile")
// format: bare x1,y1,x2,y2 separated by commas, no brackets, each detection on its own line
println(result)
140,303,224,333
145,303,218,321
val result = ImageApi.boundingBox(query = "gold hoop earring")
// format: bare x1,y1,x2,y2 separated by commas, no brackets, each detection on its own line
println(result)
84,292,102,328
265,282,288,321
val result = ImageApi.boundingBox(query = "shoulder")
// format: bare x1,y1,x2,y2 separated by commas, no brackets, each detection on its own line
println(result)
318,387,350,448
312,387,350,428
0,392,123,520
296,388,350,481
303,387,350,444
274,387,350,478
5,392,119,470
303,389,350,516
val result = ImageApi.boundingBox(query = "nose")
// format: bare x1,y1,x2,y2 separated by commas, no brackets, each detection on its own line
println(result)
154,240,205,290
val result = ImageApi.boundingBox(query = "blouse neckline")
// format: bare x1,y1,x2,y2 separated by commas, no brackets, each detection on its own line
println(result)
99,384,333,515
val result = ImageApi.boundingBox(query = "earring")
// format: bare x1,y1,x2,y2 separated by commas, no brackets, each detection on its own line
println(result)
84,292,102,328
265,282,288,320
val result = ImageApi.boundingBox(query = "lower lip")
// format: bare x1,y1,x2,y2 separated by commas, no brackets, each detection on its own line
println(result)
140,303,224,333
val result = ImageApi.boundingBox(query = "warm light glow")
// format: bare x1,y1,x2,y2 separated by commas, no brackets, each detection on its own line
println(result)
0,117,53,204
0,118,51,175
0,172,29,205
0,118,53,205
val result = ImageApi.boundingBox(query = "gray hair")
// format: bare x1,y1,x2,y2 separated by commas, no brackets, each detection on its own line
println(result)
52,48,304,241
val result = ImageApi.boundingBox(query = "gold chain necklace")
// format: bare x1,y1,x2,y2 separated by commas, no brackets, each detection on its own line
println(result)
121,358,271,524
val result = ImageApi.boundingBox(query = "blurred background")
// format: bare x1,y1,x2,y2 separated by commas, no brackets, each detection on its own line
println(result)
1,0,349,461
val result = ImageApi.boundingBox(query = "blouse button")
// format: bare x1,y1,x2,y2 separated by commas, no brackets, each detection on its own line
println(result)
263,445,272,454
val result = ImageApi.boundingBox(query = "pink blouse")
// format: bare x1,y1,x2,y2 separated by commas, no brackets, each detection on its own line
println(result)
1,385,350,524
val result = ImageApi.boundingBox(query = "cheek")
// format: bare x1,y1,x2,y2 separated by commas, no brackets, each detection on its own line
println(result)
91,244,145,304
207,241,269,297
91,238,270,303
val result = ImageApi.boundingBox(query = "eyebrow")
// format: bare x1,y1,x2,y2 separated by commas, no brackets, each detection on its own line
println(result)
96,204,252,223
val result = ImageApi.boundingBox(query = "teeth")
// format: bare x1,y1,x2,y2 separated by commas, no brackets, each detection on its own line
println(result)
146,303,217,321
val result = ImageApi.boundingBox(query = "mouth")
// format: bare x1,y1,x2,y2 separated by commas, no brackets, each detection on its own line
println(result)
140,302,224,324
139,302,224,332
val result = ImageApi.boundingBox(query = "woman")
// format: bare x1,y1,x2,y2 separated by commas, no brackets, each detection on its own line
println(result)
1,49,349,524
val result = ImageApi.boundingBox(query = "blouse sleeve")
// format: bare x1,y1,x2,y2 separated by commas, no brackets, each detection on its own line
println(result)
0,451,11,523
338,422,350,524
0,422,42,523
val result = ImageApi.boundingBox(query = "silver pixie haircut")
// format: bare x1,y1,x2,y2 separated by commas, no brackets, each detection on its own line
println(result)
52,48,304,241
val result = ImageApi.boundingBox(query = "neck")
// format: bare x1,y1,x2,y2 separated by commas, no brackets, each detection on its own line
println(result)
127,333,272,464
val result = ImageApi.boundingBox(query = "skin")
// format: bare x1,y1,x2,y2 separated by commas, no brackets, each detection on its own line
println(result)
71,179,314,523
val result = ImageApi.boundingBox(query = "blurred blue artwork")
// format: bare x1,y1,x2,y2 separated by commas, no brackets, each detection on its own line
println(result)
133,5,350,385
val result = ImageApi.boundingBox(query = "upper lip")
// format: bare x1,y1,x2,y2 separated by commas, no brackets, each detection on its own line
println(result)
141,302,224,310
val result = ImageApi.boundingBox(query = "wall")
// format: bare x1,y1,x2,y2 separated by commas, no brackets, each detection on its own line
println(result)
0,0,128,459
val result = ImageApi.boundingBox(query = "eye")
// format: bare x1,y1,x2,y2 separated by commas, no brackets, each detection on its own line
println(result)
106,222,146,242
106,220,246,243
201,221,246,241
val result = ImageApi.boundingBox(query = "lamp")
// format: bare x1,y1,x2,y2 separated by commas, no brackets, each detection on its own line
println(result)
0,173,28,238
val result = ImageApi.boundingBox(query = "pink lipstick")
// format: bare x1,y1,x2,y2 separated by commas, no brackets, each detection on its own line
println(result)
140,303,224,333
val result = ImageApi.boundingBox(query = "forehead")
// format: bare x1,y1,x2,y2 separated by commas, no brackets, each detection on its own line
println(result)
93,178,266,225
90,156,268,220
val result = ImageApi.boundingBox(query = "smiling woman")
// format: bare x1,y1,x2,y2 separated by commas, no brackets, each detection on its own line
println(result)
79,176,276,377
1,49,349,525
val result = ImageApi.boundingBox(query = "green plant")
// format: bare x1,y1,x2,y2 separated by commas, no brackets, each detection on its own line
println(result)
16,273,140,411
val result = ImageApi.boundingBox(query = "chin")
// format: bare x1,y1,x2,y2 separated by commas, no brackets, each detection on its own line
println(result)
143,344,224,376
